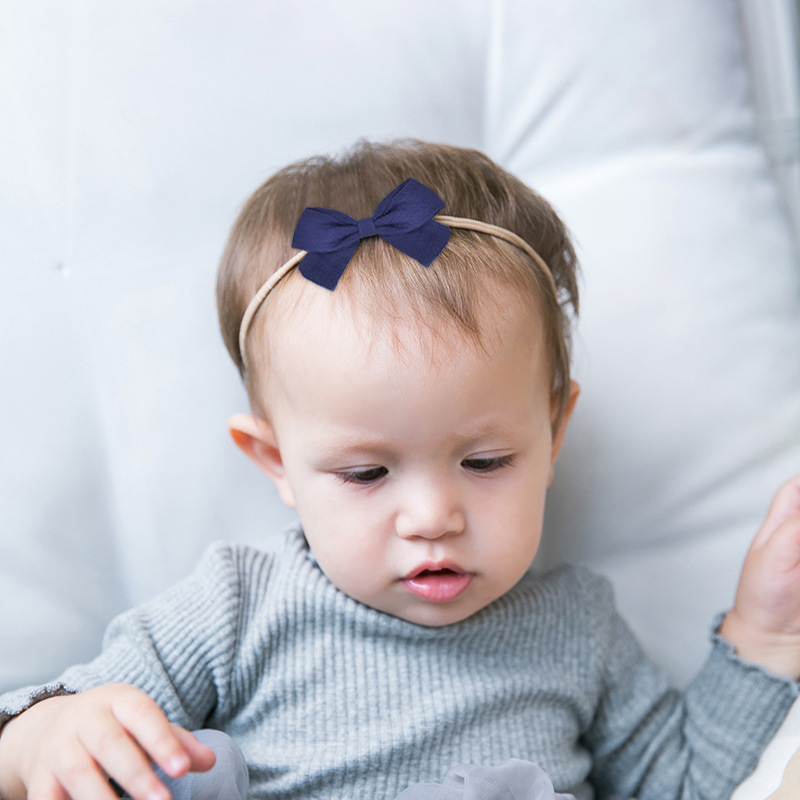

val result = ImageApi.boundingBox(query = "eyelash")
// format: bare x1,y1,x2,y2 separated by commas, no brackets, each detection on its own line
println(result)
336,467,389,485
335,455,514,485
462,454,515,474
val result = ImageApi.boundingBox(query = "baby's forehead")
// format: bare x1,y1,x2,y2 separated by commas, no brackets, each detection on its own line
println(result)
245,258,553,423
258,282,549,406
266,270,543,364
261,285,553,439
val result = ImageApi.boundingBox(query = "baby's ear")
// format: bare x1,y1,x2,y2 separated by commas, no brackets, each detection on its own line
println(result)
227,414,296,508
548,380,580,485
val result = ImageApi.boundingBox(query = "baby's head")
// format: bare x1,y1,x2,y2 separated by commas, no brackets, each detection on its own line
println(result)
217,140,580,625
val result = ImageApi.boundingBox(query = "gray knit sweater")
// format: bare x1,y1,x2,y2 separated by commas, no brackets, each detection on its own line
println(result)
1,526,797,800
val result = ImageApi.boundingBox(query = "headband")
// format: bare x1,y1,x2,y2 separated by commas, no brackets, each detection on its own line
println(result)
238,178,558,372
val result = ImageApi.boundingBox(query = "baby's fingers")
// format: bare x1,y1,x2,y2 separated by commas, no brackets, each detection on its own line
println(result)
172,728,216,773
26,770,70,800
754,475,800,549
760,517,800,576
77,716,171,800
25,774,69,800
34,739,120,800
109,689,200,781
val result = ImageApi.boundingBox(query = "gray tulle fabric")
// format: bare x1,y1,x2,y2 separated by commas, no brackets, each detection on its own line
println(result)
145,730,249,800
135,732,584,800
393,759,577,800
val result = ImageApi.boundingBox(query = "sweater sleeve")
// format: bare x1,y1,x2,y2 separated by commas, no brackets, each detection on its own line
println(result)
0,542,248,732
580,570,799,800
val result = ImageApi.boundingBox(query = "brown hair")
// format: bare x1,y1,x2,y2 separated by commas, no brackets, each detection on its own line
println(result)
217,139,579,421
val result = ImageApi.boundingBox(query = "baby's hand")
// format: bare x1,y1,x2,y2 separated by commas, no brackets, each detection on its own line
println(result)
720,475,800,679
0,684,215,800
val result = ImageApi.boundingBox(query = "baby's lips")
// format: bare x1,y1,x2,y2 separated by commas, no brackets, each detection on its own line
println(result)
402,562,473,602
402,560,468,580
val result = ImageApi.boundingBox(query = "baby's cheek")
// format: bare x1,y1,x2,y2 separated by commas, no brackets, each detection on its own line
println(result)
343,545,388,586
309,535,375,594
496,522,543,578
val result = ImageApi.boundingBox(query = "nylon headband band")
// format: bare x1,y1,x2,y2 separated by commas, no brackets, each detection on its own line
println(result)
238,215,558,373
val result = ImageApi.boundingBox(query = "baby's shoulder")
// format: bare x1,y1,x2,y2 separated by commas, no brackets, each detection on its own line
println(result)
486,565,626,680
514,562,617,622
190,527,308,594
194,524,305,589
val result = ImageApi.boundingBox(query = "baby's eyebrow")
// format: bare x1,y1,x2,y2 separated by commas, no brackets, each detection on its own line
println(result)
452,422,519,444
314,435,394,459
315,422,520,458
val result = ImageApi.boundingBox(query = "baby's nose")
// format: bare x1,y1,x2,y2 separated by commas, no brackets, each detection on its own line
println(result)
394,480,466,540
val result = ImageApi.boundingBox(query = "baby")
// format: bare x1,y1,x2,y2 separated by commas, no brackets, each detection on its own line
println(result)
1,140,799,800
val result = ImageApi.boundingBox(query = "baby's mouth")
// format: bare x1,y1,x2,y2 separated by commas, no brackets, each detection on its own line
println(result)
402,563,473,603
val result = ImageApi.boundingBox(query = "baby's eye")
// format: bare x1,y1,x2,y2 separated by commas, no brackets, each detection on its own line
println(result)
462,454,515,473
336,466,388,485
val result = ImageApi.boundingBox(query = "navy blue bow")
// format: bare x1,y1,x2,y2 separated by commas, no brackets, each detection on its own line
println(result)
291,178,450,290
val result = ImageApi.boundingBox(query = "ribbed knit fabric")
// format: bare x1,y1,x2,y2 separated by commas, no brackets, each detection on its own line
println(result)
1,526,797,800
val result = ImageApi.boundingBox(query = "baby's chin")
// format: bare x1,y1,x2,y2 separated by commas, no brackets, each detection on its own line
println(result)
314,556,503,626
392,604,486,628
358,585,500,628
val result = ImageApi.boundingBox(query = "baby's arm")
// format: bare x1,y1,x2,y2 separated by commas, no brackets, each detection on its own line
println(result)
583,568,798,798
0,685,214,800
720,475,800,679
0,542,253,800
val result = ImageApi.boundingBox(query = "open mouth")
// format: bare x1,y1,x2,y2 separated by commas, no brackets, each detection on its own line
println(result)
417,567,459,577
404,561,466,579
402,563,473,602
